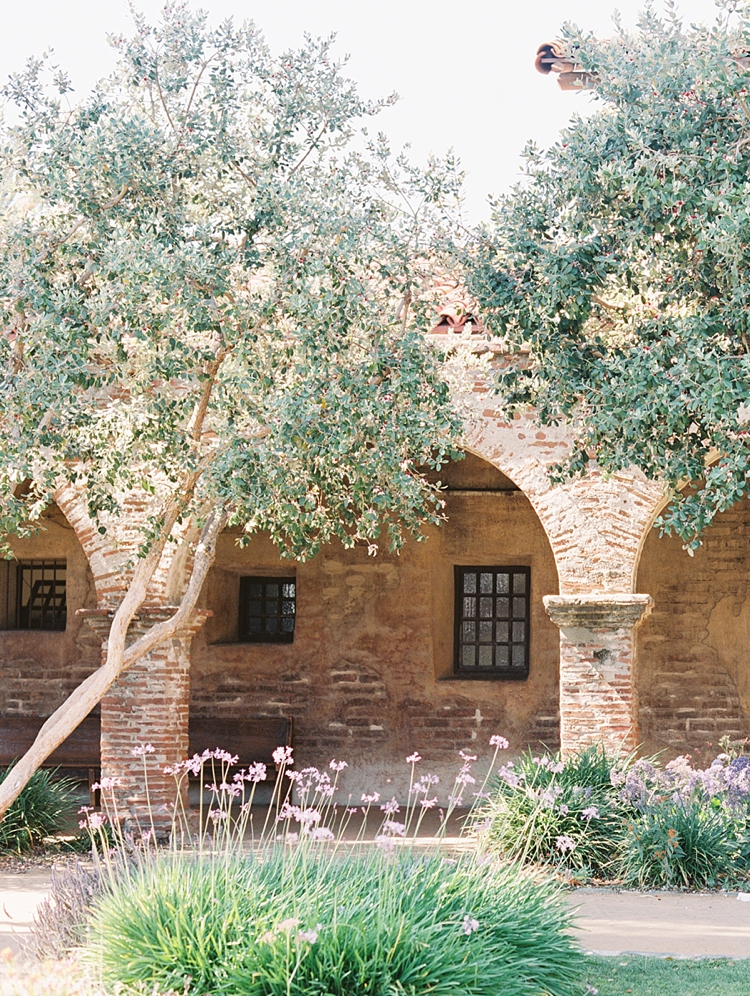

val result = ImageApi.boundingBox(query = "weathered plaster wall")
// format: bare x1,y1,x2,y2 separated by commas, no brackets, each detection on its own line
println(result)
191,454,561,797
0,503,100,716
637,497,750,754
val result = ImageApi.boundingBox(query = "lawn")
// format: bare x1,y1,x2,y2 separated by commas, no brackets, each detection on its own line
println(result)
584,956,750,996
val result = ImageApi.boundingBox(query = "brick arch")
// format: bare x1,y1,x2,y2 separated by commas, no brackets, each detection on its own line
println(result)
464,406,666,595
53,482,127,609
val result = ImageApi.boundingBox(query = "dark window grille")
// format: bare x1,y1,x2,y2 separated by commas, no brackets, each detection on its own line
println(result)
454,566,530,679
0,560,67,632
238,576,296,643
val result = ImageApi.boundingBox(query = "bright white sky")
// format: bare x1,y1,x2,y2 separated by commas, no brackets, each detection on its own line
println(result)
0,0,723,221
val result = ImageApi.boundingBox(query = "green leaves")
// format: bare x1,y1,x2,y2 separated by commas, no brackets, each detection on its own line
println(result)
0,2,462,558
466,4,750,543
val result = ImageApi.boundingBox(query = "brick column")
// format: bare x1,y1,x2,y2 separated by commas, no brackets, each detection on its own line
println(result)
543,594,653,755
82,608,209,828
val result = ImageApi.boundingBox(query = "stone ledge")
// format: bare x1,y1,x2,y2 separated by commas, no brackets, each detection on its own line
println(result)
543,594,654,631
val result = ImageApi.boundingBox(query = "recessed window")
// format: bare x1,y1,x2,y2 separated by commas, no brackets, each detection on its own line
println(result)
0,560,67,632
238,576,296,643
454,566,529,679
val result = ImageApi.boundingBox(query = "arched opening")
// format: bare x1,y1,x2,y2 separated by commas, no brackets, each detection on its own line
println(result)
0,502,99,718
190,450,560,790
636,498,750,755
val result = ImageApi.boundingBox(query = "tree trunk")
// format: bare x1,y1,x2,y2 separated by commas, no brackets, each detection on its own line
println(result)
0,508,226,821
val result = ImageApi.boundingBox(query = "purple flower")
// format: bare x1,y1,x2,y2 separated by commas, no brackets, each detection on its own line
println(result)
361,792,380,804
461,915,479,936
382,819,405,836
297,928,319,944
555,834,576,853
380,797,400,815
581,806,599,820
329,759,348,772
309,827,334,841
406,752,422,764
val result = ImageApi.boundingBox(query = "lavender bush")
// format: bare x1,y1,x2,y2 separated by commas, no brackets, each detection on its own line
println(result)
479,745,750,888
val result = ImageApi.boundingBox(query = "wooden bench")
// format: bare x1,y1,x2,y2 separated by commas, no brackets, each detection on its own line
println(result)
0,713,293,805
0,713,101,805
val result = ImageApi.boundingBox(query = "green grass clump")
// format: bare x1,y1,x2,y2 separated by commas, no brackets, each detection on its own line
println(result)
0,764,76,852
583,956,750,996
477,744,626,876
88,848,584,996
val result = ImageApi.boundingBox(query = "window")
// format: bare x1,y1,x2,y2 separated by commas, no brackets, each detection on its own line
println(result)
0,560,67,632
238,576,296,643
454,566,529,679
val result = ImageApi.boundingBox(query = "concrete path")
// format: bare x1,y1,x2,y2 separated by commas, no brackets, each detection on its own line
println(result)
566,888,750,959
2,869,750,961
0,870,51,958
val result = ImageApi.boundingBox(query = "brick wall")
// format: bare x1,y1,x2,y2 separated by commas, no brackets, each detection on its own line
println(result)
637,497,750,754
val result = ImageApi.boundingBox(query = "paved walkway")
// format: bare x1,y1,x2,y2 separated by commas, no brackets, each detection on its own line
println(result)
567,888,750,959
2,869,750,961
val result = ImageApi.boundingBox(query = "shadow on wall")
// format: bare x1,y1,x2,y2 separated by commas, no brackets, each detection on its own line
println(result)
0,502,100,718
191,451,562,788
636,496,750,757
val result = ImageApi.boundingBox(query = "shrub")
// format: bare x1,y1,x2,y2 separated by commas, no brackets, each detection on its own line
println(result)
0,764,76,853
87,848,584,996
617,797,740,889
29,861,105,961
477,744,629,876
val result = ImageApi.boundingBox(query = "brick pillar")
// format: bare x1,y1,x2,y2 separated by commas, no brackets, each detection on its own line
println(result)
82,608,209,828
543,594,653,755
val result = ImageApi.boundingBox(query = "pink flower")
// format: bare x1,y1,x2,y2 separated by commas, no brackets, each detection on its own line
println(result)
361,792,380,804
461,915,479,936
329,759,348,772
273,745,294,765
489,735,509,749
309,827,334,841
421,797,438,808
246,762,267,783
211,749,239,764
581,806,599,820
80,812,106,830
131,743,155,757
91,777,121,791
406,752,422,764
459,750,477,762
380,797,400,815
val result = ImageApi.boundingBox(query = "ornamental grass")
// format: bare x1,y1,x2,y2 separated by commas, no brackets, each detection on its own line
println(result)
72,740,584,996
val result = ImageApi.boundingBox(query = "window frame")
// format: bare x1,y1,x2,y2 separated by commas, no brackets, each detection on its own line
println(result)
0,559,68,632
453,565,530,680
237,575,296,644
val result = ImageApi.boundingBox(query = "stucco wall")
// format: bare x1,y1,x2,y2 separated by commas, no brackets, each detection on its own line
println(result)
191,454,561,796
637,498,750,754
0,503,100,717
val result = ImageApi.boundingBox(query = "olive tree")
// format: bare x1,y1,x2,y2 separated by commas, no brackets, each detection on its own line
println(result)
466,0,750,546
0,3,463,818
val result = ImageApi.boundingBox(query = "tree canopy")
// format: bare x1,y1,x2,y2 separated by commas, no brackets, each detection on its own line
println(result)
0,2,462,559
0,2,463,818
466,0,750,546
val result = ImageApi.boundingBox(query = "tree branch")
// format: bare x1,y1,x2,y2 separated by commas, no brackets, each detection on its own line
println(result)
0,505,226,821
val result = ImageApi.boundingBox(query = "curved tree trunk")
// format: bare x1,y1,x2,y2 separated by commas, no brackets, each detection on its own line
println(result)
0,508,226,821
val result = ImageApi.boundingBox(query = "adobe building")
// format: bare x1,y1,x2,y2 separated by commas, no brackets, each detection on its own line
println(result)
1,304,748,810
